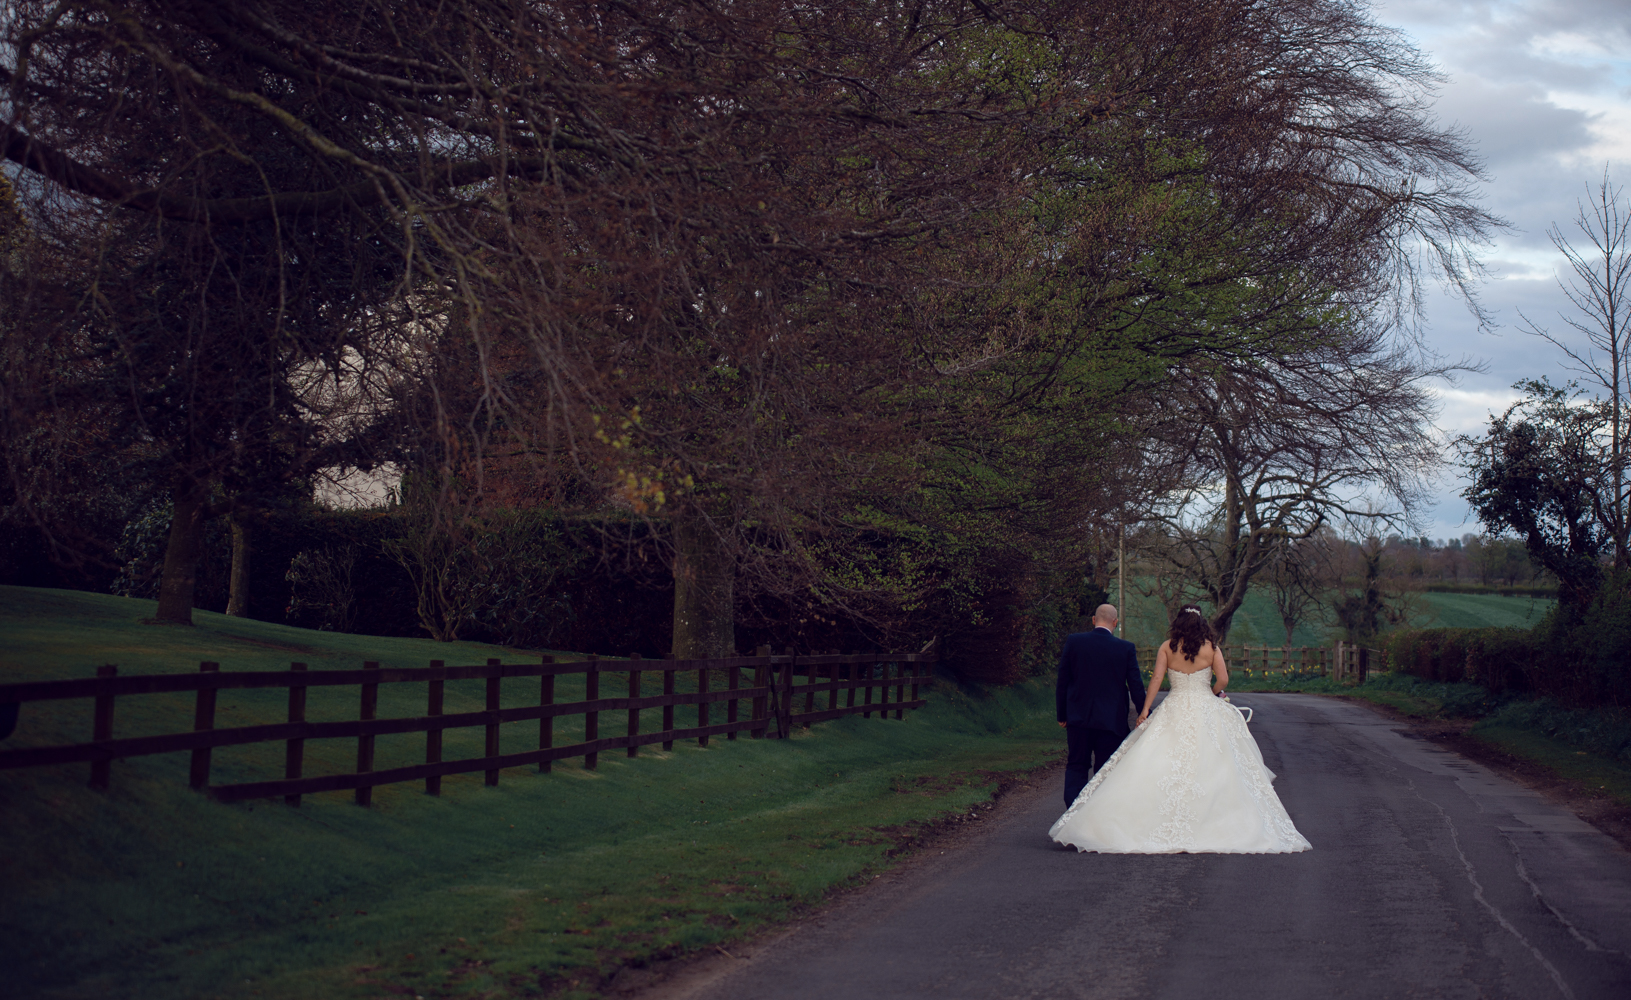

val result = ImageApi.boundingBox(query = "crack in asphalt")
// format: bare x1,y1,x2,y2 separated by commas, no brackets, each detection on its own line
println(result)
1426,789,1576,1000
1348,714,1579,999
1502,831,1628,959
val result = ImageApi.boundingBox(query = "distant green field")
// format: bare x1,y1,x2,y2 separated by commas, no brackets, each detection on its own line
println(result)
1110,580,1550,651
0,587,1062,1000
1414,591,1553,629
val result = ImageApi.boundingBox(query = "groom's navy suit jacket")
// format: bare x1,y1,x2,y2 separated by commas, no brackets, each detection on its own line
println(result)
1055,628,1144,734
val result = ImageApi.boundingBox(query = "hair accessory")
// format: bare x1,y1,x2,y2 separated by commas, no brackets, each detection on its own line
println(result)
1180,605,1202,616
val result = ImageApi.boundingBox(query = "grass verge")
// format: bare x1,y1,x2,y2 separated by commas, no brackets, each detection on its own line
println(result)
0,587,1063,1000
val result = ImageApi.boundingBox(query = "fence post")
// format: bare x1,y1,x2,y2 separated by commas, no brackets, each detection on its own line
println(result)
89,665,117,790
803,655,815,724
483,658,503,786
662,654,675,751
426,660,444,795
189,661,220,790
356,661,379,806
286,662,308,806
910,660,921,708
697,659,711,748
845,656,857,710
538,656,554,773
894,660,906,720
627,653,642,758
727,658,740,740
877,659,890,720
1358,646,1370,685
828,658,839,711
862,658,875,719
778,651,794,738
752,645,770,739
585,655,599,770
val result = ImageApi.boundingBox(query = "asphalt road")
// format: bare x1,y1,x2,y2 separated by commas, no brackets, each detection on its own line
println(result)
641,694,1631,1000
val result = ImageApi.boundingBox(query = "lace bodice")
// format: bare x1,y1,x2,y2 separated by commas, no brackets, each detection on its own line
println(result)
1166,667,1213,693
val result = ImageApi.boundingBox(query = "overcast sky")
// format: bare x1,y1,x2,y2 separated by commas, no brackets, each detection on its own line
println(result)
1368,0,1631,539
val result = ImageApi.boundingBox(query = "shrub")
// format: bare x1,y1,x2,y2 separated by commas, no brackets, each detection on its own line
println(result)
1478,699,1631,764
1549,576,1631,707
1384,626,1539,695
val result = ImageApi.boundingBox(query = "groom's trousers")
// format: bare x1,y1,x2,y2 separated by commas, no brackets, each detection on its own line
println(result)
1064,724,1126,805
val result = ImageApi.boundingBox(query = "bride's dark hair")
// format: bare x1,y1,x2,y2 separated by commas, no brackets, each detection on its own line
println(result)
1167,605,1216,660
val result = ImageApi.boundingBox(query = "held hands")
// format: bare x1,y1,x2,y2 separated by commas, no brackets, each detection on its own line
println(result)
1135,711,1149,727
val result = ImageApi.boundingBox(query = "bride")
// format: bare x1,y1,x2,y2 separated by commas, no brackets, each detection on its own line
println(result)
1049,606,1311,854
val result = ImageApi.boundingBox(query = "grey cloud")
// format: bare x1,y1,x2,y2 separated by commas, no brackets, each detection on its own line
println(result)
1429,79,1599,169
1368,0,1631,538
1378,0,1630,89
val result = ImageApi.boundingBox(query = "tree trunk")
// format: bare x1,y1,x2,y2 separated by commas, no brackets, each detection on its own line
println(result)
671,508,735,660
154,474,207,625
225,514,251,617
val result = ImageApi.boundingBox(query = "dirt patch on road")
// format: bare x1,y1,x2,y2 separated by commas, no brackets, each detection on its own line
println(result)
1336,696,1631,852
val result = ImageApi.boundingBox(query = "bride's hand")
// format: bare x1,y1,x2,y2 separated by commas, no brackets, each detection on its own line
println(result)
1135,711,1149,727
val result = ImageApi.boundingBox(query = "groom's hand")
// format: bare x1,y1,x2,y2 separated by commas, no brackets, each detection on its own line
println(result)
1058,722,1066,728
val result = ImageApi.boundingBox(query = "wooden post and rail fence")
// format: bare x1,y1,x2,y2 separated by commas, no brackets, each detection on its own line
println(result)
0,645,937,805
1136,642,1382,684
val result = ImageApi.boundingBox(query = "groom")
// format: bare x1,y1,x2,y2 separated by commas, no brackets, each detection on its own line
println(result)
1056,603,1145,806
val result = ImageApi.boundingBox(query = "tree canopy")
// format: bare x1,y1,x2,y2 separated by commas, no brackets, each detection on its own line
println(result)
2,1,1499,659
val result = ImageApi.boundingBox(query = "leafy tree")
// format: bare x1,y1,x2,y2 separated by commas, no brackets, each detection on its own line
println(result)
1461,379,1613,608
3,0,1499,659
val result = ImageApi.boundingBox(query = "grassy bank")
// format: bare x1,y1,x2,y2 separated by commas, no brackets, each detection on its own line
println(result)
0,588,1063,1000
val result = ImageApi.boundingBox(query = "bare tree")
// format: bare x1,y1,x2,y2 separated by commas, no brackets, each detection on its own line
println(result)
1329,534,1417,643
1139,322,1455,642
1264,533,1335,646
1519,171,1631,571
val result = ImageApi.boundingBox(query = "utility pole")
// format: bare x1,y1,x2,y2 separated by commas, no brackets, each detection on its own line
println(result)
1118,522,1126,639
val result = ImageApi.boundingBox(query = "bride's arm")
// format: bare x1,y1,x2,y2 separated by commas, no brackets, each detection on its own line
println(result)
1212,643,1229,695
1137,644,1168,726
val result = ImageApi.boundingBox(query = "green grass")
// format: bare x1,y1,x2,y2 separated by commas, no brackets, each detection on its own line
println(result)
0,587,1064,1000
1414,591,1553,629
1468,724,1631,803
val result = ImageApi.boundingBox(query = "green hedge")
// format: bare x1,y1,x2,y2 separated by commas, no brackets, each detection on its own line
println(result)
1383,626,1540,694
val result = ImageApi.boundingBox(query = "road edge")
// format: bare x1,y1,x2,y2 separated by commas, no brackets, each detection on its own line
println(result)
604,759,1067,999
1327,693,1631,851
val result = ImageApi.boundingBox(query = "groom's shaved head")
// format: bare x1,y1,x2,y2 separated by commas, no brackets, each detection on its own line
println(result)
1094,604,1119,625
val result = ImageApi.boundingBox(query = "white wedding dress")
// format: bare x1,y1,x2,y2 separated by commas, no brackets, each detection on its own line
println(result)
1049,667,1311,854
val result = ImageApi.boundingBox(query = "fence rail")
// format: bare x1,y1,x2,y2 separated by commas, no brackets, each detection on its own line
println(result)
0,645,937,805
